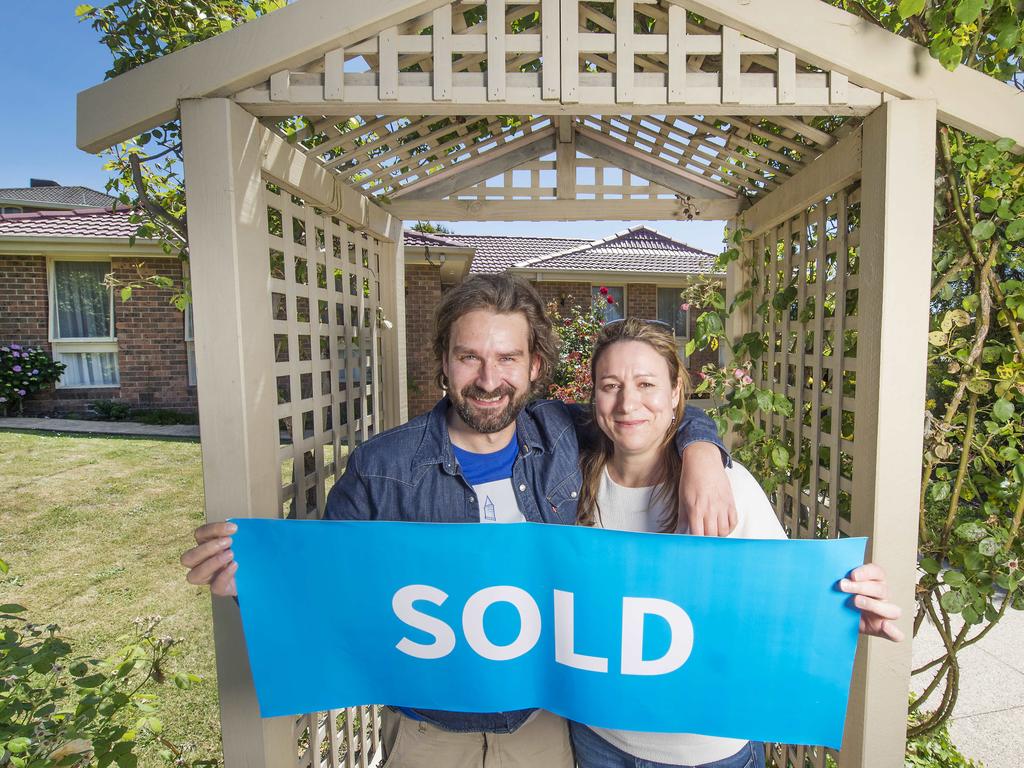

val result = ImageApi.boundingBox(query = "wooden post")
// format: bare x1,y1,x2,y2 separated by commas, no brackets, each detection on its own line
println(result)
381,218,409,427
841,99,936,767
180,98,295,768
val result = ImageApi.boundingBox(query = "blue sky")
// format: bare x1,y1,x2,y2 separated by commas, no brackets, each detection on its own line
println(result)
2,3,727,253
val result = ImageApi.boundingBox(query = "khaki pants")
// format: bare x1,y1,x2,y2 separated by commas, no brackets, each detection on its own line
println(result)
380,709,574,768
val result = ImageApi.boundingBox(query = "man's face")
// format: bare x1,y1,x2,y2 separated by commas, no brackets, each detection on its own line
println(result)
443,309,541,434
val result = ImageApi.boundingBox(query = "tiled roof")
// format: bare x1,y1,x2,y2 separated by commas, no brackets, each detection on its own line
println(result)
0,185,120,209
402,230,466,248
0,208,141,239
451,234,591,274
513,226,720,275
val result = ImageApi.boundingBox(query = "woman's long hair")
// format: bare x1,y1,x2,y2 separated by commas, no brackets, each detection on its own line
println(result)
577,318,690,532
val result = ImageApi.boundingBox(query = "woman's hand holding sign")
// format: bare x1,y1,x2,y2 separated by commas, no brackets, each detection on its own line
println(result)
838,562,904,642
182,521,239,597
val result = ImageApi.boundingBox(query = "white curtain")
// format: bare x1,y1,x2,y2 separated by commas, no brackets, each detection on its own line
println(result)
54,261,111,339
57,350,119,387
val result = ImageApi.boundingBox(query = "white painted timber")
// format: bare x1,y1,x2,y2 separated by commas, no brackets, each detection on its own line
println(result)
180,97,295,768
387,197,742,220
671,0,1024,146
77,0,455,152
841,99,936,768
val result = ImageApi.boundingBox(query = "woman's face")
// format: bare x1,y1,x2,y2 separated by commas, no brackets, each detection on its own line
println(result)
593,339,681,462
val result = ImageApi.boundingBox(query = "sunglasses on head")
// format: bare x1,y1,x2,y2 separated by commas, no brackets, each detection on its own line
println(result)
603,318,675,333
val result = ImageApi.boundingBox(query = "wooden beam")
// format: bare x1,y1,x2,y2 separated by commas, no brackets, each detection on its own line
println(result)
670,0,1024,147
180,97,295,768
556,116,577,200
391,128,556,200
77,0,454,152
575,127,735,198
388,197,743,220
740,124,862,235
843,99,936,768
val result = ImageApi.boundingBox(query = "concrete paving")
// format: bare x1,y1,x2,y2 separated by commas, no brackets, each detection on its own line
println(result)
911,597,1024,767
0,416,199,439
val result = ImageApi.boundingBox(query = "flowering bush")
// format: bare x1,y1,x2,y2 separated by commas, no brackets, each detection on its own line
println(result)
0,345,65,415
546,294,613,403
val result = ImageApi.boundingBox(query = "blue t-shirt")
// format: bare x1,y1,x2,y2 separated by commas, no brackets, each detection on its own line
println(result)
452,436,524,523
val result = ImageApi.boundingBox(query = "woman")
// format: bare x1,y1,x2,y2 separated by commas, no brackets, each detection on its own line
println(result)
570,317,902,768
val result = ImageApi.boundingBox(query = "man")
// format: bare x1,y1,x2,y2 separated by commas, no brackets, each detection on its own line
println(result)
182,274,734,767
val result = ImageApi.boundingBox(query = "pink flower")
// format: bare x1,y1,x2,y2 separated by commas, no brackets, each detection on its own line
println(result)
680,303,690,311
742,375,753,385
607,296,615,304
698,371,706,380
598,286,608,296
733,368,745,380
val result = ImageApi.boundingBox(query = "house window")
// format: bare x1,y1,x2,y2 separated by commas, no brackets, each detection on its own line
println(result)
49,259,119,388
592,285,624,322
1,206,23,214
185,302,197,386
656,287,689,341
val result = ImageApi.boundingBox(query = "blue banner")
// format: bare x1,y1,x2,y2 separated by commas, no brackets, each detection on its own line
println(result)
231,519,865,748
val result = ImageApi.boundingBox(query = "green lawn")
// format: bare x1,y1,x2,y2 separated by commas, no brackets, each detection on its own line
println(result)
0,431,222,766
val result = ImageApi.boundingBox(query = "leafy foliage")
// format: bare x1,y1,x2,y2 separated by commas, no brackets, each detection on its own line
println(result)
0,346,65,416
546,295,616,403
0,558,208,767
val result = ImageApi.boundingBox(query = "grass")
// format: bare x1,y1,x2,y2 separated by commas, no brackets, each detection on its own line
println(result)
0,431,222,766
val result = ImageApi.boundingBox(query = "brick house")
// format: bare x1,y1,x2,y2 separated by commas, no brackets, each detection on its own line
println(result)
0,189,196,415
402,225,723,417
1,189,718,418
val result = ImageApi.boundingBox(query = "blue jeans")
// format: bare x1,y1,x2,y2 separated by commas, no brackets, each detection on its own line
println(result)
569,722,766,768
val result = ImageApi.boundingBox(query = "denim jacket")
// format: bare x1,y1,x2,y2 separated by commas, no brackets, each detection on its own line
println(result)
323,397,726,732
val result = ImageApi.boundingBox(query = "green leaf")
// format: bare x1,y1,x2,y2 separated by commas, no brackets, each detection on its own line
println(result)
963,550,985,571
120,286,132,302
993,398,1015,422
920,557,941,575
0,556,8,574
979,197,1000,213
897,0,925,18
954,0,984,24
771,445,790,469
978,537,1000,557
930,482,951,502
0,603,27,613
955,521,987,542
995,25,1019,50
6,737,31,755
75,4,95,17
928,331,949,347
684,338,696,356
1006,219,1024,242
942,569,966,587
755,390,774,411
940,589,966,613
972,220,996,240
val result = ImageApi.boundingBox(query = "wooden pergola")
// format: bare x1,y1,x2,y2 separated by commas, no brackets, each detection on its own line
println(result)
78,1,1023,766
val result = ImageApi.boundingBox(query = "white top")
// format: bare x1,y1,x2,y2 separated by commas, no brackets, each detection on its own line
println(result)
588,461,786,765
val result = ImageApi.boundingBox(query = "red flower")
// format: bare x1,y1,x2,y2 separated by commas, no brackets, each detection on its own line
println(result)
598,286,609,296
606,296,615,304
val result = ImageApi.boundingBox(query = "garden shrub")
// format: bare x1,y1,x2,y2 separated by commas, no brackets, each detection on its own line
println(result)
89,401,134,422
0,556,210,767
0,346,65,416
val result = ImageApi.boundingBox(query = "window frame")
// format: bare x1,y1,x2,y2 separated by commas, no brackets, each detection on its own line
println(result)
656,285,691,343
47,255,119,389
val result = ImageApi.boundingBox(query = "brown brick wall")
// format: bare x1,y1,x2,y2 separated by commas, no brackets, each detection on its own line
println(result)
110,257,195,411
531,281,592,316
0,254,196,416
405,263,444,417
625,283,656,318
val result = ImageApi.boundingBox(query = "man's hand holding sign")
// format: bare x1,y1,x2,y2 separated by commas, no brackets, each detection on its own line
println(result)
182,276,902,768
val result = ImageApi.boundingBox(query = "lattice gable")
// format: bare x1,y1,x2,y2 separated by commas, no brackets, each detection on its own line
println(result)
261,107,842,215
235,0,884,113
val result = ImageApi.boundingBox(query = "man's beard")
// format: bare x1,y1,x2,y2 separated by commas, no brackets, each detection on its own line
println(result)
450,383,529,434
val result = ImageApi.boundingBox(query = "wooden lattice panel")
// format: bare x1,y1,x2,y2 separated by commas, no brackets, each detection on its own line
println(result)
242,0,883,111
264,181,386,767
746,182,862,768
